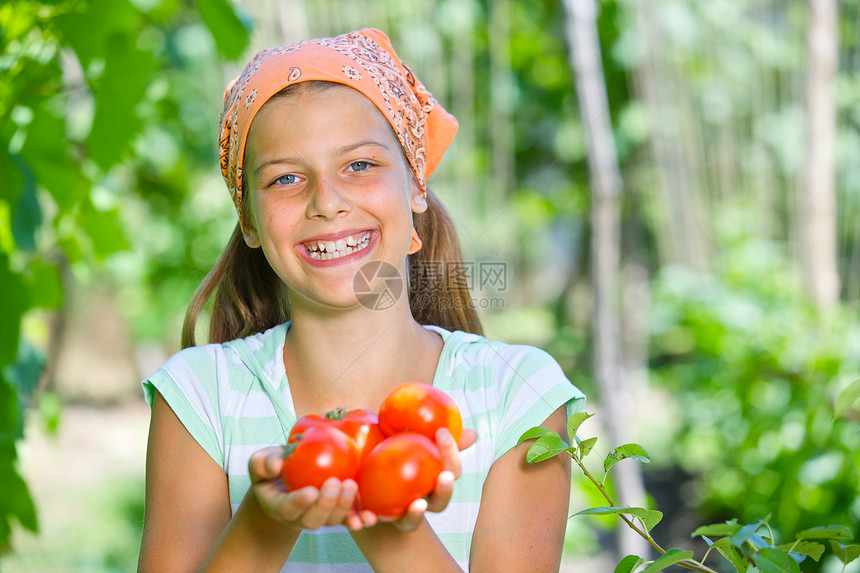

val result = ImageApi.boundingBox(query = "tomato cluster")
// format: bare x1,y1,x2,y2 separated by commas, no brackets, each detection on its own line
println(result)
281,382,463,519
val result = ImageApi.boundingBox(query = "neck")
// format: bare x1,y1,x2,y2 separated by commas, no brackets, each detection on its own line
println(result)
283,296,443,416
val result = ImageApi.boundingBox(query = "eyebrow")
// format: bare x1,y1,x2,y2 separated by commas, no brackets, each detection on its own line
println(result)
253,139,391,178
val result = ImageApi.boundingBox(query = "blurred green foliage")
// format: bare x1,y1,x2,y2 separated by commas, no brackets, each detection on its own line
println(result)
647,227,860,543
0,0,250,554
2,0,860,569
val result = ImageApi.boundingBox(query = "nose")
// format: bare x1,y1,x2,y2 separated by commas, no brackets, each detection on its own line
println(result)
306,174,351,219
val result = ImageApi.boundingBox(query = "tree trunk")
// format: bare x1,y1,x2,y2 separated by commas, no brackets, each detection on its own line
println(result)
488,0,516,207
801,0,839,309
630,0,709,270
562,0,648,561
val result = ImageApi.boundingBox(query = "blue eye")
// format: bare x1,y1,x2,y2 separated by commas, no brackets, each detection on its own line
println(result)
349,161,370,172
275,174,298,185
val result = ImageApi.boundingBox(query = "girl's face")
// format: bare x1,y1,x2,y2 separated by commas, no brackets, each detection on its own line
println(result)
242,84,427,311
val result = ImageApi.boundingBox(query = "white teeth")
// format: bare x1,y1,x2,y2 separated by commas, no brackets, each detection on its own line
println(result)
304,232,372,260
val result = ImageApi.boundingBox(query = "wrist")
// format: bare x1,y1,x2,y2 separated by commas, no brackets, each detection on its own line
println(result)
241,487,304,539
198,488,301,572
350,519,460,572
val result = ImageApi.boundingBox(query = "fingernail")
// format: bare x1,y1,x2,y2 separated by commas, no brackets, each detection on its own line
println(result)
437,430,452,446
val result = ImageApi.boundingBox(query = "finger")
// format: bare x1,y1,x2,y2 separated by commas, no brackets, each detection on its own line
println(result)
426,470,455,513
248,446,286,482
344,508,364,531
358,509,378,528
301,477,343,530
436,428,461,478
255,482,318,522
324,479,358,527
392,498,428,531
457,429,477,451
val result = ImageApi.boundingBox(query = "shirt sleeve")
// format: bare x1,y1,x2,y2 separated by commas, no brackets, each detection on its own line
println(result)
490,344,586,461
142,345,226,468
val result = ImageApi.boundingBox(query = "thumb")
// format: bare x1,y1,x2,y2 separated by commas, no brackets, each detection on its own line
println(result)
248,446,286,483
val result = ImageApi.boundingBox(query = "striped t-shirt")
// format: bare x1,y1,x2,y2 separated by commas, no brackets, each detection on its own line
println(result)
143,322,585,572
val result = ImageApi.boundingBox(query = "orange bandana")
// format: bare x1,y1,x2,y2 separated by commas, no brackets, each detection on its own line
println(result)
218,28,459,223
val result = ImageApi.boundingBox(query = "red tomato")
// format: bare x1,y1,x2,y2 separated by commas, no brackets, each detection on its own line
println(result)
378,383,463,443
289,408,385,460
281,425,360,491
357,433,443,519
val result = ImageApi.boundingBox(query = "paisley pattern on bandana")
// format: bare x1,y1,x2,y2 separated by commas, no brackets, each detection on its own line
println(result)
217,29,458,226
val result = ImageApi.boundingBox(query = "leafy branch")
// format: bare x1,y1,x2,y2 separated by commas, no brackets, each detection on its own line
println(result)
518,412,860,573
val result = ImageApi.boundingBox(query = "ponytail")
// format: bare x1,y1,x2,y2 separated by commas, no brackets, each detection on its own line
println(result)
181,224,288,348
409,191,484,336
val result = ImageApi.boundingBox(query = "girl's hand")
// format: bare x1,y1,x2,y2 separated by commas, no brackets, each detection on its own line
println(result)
248,446,372,531
380,427,478,532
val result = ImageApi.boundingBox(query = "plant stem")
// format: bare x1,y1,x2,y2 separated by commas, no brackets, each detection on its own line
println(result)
571,453,720,573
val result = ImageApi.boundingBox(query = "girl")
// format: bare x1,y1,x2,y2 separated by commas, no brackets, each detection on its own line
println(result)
139,29,585,572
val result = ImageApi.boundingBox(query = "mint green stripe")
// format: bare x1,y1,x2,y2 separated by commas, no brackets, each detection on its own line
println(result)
495,384,578,460
144,376,225,468
292,532,364,563
437,532,471,563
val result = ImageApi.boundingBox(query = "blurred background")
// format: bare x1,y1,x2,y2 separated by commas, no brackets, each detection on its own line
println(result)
2,0,859,571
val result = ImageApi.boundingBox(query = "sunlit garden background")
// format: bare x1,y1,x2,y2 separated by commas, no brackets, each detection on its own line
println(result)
2,0,859,571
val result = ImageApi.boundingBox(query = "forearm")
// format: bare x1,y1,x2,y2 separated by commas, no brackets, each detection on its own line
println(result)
350,519,463,573
199,488,301,572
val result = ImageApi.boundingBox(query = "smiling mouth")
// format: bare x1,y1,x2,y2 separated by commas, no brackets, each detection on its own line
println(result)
302,231,372,260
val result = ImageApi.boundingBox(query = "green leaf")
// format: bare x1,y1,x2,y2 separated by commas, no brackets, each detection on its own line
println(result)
3,337,45,404
775,541,824,562
604,443,650,473
795,525,853,541
526,433,569,463
517,426,556,446
55,0,139,69
829,540,860,565
0,149,38,251
12,179,40,252
88,34,158,170
615,554,645,573
752,547,800,573
731,519,764,548
0,371,20,440
81,203,131,260
0,145,24,205
0,255,28,366
195,0,251,60
713,536,749,573
26,259,63,309
579,436,598,458
835,377,860,417
18,105,85,212
641,548,694,573
573,506,663,531
0,441,39,536
748,533,771,550
566,411,594,442
693,520,742,538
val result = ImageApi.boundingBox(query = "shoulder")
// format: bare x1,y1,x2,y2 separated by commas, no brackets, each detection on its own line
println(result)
150,322,288,386
427,325,568,382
